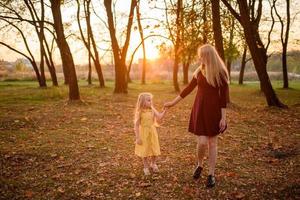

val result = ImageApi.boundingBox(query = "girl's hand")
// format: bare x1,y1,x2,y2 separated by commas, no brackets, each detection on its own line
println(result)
136,137,142,145
219,118,226,133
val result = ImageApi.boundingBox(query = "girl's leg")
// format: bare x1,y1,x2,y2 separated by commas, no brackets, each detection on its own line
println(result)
197,136,208,167
142,157,150,168
142,157,150,175
208,136,218,175
151,156,157,165
150,156,159,172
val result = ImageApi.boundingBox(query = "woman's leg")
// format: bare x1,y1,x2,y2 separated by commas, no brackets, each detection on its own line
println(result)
208,136,218,175
197,136,208,167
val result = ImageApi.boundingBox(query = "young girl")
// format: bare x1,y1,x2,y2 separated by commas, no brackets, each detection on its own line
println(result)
134,92,167,175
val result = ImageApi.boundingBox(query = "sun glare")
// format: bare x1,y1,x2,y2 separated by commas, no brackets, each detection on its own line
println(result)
136,43,159,60
146,45,159,60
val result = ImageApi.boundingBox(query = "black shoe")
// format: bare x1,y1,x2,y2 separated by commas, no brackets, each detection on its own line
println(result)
193,166,203,180
206,175,216,188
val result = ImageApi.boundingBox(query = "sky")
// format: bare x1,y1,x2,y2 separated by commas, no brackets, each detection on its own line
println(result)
0,0,299,65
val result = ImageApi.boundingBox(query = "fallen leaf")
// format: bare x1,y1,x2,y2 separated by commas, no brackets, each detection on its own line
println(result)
25,190,33,198
135,192,141,197
57,187,65,193
82,189,92,197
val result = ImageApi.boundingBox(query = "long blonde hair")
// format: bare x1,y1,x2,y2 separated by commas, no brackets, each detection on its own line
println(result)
134,92,153,124
193,44,229,87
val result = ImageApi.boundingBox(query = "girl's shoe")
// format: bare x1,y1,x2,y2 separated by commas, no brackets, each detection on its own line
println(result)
193,166,203,179
206,175,216,188
143,168,150,176
151,164,159,173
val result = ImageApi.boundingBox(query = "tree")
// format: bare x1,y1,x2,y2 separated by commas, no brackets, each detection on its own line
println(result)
211,0,225,61
181,0,204,84
0,1,57,87
223,10,240,83
273,0,290,88
76,0,105,87
50,0,80,100
239,43,252,85
24,0,58,87
0,18,43,86
221,0,286,107
104,0,137,93
136,0,147,84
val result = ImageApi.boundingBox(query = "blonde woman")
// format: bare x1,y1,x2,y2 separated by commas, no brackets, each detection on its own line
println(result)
164,44,229,188
134,92,167,175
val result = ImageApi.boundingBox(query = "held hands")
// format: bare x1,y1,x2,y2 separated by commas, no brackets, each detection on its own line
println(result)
163,101,174,109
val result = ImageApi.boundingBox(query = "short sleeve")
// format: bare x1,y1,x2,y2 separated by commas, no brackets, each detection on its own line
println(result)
179,77,198,99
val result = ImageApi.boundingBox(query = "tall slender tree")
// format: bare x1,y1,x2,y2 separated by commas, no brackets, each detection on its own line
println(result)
136,0,147,84
211,0,225,61
104,0,137,93
273,0,290,88
50,0,80,100
77,0,105,87
221,0,286,107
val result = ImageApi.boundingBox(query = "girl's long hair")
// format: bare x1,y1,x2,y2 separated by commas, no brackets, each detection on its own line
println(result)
134,92,153,124
193,44,229,87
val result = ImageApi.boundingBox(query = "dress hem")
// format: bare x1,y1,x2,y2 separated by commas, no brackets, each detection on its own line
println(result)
135,153,161,158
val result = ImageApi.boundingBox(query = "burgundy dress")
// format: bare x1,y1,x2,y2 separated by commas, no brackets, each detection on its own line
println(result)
180,71,229,137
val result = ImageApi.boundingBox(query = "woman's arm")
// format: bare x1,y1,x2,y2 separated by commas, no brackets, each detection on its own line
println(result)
219,77,229,132
164,77,197,108
164,95,183,108
220,77,229,108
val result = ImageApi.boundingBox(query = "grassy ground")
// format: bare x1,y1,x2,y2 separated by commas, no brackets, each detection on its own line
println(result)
0,80,299,200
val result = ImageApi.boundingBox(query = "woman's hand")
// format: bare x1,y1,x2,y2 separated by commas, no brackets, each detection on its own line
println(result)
136,137,142,145
163,101,174,108
164,96,183,109
219,118,226,133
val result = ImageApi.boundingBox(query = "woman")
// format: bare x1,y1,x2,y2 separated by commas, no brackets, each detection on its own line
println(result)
164,44,229,188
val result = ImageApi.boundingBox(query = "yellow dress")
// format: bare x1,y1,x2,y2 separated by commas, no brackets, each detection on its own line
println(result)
135,110,161,158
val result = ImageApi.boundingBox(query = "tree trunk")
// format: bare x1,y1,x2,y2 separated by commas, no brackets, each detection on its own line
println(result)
39,47,47,87
202,0,208,43
226,60,231,83
87,42,92,85
239,45,247,85
51,0,80,100
173,0,182,92
30,60,43,87
183,61,190,84
136,1,146,84
104,0,126,93
86,0,105,87
282,45,288,88
226,16,235,83
44,50,58,86
238,1,285,107
25,0,47,87
43,36,58,86
282,0,290,88
211,0,225,61
104,0,136,93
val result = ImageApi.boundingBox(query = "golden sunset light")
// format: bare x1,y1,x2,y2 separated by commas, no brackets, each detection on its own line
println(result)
0,0,299,199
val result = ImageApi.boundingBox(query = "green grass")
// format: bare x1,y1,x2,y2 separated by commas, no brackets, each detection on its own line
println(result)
0,80,299,199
